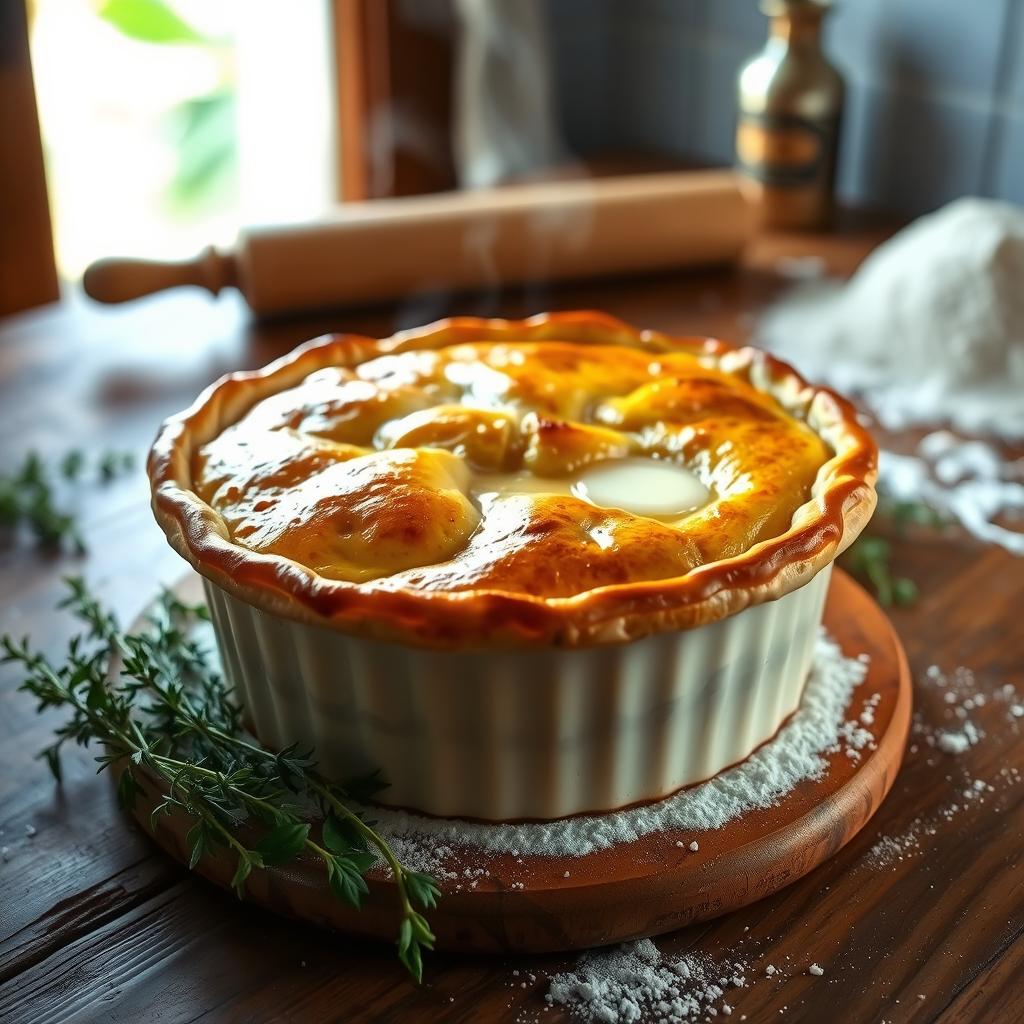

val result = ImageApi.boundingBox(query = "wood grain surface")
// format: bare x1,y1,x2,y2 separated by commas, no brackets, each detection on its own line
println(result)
121,570,911,956
2,222,1023,1023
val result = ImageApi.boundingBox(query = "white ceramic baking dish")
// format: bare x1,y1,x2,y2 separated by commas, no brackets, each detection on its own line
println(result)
150,313,876,823
203,565,830,820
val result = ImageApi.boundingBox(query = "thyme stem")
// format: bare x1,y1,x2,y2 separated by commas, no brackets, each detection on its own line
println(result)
2,579,439,982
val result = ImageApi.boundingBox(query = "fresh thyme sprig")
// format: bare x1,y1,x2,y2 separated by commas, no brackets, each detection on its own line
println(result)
1,579,438,982
0,449,136,553
841,535,918,607
841,497,948,607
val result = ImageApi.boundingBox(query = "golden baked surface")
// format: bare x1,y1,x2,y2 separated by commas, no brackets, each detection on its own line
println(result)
192,340,831,597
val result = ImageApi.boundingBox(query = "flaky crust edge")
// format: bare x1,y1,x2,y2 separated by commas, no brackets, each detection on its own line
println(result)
148,311,877,650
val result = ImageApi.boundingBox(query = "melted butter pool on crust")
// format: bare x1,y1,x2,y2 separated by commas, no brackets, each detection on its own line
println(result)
572,457,711,518
471,456,713,526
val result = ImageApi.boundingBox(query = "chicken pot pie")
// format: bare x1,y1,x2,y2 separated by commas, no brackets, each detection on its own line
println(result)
150,312,876,819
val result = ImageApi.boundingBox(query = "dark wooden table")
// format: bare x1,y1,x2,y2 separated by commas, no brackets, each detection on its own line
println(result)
2,227,1022,1023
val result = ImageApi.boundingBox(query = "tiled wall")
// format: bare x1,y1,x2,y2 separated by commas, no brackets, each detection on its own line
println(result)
547,0,1024,215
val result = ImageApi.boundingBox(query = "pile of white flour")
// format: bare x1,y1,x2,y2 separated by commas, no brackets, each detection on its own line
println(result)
758,198,1024,554
757,197,1024,438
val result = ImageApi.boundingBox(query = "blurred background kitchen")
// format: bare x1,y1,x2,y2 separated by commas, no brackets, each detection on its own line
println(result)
7,0,1023,294
2,0,1023,558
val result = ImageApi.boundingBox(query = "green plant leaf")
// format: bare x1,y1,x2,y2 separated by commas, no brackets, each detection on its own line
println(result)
349,850,377,875
322,813,368,854
326,855,370,908
893,576,918,606
409,910,435,949
185,820,206,869
405,871,440,911
230,852,253,895
60,450,85,481
253,822,309,866
40,745,63,783
398,936,424,984
116,768,139,810
163,91,238,214
98,0,207,45
149,798,175,833
342,769,390,803
86,675,108,710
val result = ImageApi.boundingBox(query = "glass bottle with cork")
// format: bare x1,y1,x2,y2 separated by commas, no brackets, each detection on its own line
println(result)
736,0,844,230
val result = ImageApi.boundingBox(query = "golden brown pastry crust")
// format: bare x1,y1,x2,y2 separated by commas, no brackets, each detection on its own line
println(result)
149,311,877,649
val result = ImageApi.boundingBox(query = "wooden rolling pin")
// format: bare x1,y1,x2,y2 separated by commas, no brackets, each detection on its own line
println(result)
83,170,752,317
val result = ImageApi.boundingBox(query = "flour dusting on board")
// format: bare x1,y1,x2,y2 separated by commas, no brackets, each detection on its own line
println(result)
367,629,871,873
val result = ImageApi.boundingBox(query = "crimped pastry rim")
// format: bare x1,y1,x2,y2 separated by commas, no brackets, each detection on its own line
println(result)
148,311,877,649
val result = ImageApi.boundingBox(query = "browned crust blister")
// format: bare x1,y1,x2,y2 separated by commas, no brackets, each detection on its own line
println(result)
148,311,877,649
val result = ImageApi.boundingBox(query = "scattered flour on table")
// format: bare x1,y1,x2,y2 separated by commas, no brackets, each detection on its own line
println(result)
865,662,1023,870
541,942,830,1023
879,434,1024,556
912,664,994,756
544,939,746,1024
865,791,986,870
366,629,870,878
757,198,1024,439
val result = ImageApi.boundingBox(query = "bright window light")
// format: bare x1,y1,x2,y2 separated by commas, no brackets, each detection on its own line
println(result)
31,0,336,280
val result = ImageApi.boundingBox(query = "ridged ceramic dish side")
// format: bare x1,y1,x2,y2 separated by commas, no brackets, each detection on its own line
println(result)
203,567,831,821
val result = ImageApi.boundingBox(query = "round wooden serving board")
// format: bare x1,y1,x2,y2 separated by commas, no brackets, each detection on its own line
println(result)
125,568,910,955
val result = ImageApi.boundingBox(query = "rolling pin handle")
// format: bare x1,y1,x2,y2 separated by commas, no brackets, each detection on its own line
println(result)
82,246,238,305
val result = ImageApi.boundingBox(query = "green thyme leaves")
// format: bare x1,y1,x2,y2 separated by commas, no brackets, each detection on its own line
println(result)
2,579,439,982
0,449,136,553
